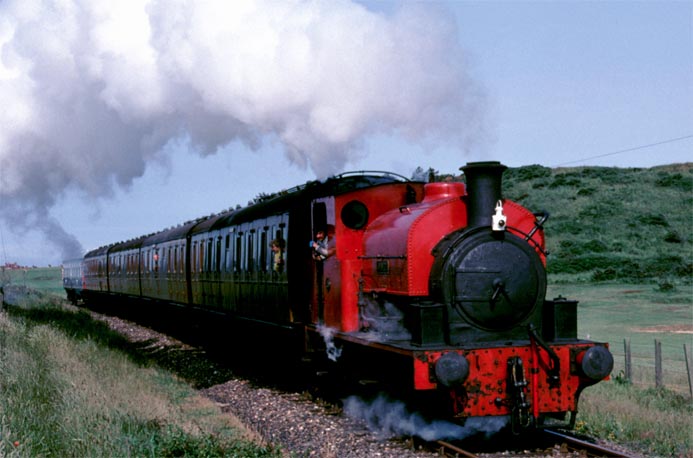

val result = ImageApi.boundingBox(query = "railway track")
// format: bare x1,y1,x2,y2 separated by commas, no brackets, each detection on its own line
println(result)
430,429,640,458
543,429,639,458
435,439,479,457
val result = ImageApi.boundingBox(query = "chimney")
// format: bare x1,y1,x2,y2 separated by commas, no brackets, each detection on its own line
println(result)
460,161,507,228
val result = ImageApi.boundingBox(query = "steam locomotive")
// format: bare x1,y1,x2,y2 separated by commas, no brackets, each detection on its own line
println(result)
63,161,613,430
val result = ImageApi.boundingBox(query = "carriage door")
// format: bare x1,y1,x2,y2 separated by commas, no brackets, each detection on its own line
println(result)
311,199,341,327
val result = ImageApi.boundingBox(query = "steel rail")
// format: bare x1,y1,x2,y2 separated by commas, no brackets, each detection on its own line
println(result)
544,429,638,458
436,440,479,458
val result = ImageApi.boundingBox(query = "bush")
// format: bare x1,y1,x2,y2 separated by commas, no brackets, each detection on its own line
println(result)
580,166,641,184
644,255,689,277
583,239,609,253
549,254,618,274
656,280,676,292
663,231,683,243
505,164,552,181
549,174,582,188
577,187,596,196
654,172,693,191
637,214,669,227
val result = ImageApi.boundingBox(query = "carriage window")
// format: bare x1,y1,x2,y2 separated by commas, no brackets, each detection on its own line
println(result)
198,240,204,272
206,237,213,272
192,242,197,272
235,235,242,272
279,224,287,270
247,232,255,272
260,230,268,272
216,237,222,272
225,235,231,272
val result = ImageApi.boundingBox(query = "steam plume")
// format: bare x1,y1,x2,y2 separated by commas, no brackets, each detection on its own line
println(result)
343,394,508,441
0,0,486,261
317,324,343,362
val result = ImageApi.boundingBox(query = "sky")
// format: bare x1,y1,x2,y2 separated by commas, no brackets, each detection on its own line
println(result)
0,0,691,267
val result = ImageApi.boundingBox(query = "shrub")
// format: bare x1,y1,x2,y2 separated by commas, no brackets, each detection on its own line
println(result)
654,172,693,191
549,174,582,188
532,180,548,189
592,268,618,282
549,254,616,274
656,280,676,292
505,164,552,181
644,255,687,276
637,214,669,227
663,231,683,243
583,239,609,253
579,166,639,183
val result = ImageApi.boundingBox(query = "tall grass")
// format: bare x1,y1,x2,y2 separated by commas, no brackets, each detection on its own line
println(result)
0,297,279,457
577,383,692,458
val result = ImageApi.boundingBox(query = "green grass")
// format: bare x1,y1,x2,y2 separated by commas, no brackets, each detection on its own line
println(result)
577,383,692,458
548,283,693,457
1,267,64,296
548,283,693,392
0,289,279,458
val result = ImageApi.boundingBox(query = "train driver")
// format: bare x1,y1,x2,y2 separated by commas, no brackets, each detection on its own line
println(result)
311,228,334,261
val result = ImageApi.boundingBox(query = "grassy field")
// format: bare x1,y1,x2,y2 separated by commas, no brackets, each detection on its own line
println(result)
1,267,65,297
0,269,279,458
547,283,693,458
548,283,693,392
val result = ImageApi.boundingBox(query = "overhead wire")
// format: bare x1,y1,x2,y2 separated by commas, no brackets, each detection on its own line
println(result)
554,134,693,167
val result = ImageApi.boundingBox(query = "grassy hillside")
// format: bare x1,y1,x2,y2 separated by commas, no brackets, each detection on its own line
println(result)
444,163,692,284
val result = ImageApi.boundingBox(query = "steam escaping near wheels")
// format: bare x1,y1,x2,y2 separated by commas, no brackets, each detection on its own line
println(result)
343,394,509,441
317,324,343,362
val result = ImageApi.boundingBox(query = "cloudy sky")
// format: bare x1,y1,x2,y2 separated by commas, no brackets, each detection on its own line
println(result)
0,0,691,267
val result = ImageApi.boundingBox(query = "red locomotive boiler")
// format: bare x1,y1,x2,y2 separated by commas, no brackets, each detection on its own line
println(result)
67,161,613,430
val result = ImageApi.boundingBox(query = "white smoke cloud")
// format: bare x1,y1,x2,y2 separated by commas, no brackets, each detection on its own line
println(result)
0,0,486,260
343,394,508,441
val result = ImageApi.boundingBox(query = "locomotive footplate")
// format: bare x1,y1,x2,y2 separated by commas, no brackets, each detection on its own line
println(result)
306,325,610,427
314,328,608,418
